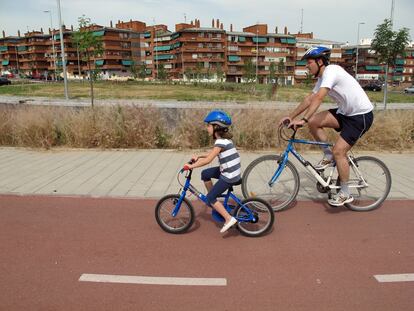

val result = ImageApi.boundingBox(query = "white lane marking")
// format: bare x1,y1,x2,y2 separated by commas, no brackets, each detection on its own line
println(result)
374,273,414,283
79,274,227,286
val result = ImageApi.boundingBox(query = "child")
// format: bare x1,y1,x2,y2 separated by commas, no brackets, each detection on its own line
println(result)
183,110,241,233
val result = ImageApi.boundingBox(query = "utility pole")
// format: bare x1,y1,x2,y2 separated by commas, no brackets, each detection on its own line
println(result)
56,0,68,99
255,27,258,83
355,22,365,80
300,9,304,33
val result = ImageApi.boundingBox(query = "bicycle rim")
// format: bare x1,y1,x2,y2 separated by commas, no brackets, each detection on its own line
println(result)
345,156,392,211
242,155,300,211
155,194,194,233
235,198,274,237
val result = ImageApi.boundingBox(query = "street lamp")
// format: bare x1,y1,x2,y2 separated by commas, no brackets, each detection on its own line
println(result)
44,10,57,81
56,0,68,99
355,22,365,80
255,28,259,83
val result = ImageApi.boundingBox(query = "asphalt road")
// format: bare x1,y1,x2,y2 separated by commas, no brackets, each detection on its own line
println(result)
1,194,413,311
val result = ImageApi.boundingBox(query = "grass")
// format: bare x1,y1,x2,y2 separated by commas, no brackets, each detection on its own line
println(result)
1,80,413,103
0,105,412,151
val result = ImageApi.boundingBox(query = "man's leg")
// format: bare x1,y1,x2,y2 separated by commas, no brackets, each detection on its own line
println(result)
308,110,340,167
308,110,340,141
332,136,352,184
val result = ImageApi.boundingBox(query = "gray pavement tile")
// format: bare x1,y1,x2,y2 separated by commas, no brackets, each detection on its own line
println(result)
0,148,412,201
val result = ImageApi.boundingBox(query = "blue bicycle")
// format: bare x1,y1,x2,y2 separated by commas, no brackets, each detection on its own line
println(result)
155,162,274,237
242,124,392,212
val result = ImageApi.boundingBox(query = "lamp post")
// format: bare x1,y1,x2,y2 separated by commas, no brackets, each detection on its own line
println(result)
44,10,56,81
255,28,259,83
355,22,365,80
56,0,68,99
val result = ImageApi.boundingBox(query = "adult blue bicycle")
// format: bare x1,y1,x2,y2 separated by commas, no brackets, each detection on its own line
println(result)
155,161,274,237
241,124,392,212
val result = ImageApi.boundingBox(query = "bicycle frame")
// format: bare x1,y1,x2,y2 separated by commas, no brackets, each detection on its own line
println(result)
270,129,368,191
172,169,257,223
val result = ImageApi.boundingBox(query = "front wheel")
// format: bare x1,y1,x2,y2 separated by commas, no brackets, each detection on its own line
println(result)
345,156,392,211
235,198,274,237
155,194,195,234
242,154,300,211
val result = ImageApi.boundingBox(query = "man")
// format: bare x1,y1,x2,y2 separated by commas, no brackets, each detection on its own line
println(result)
280,46,374,206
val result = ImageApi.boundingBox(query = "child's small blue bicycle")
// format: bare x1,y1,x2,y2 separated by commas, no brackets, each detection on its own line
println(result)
155,161,274,237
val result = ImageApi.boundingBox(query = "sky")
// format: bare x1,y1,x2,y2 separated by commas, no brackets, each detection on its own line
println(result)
0,0,413,44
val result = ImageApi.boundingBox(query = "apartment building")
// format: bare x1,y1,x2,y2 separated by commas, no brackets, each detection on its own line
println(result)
2,18,413,85
225,24,296,84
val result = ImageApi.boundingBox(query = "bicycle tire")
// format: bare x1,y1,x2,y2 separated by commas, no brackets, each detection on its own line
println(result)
242,154,300,211
345,156,392,211
155,194,195,234
235,198,275,237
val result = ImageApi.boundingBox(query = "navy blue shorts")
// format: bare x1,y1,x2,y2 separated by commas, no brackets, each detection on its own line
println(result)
201,167,232,205
329,108,374,146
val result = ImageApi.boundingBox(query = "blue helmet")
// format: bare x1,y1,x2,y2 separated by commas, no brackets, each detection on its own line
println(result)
301,46,331,64
204,110,232,128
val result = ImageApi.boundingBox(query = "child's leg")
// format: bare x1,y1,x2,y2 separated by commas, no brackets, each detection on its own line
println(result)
201,167,221,193
206,178,232,222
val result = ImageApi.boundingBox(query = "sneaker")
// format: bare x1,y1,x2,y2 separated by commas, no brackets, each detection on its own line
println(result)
328,192,354,207
315,158,335,170
220,217,237,233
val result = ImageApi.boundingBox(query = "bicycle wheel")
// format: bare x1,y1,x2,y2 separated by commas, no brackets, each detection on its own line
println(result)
155,194,195,234
235,198,274,237
242,154,300,211
345,156,392,211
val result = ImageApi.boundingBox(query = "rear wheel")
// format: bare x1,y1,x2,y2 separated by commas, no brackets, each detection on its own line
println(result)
235,198,274,237
345,156,392,211
155,194,194,233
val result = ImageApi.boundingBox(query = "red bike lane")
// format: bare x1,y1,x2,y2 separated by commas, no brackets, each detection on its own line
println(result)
0,194,413,311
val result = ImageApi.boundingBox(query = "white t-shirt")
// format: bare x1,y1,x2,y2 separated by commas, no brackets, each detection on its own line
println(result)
313,65,373,116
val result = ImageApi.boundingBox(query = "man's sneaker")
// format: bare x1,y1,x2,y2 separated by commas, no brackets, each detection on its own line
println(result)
328,192,354,207
315,158,335,170
220,217,237,233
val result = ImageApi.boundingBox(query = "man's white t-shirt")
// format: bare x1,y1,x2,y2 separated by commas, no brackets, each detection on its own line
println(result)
313,65,373,116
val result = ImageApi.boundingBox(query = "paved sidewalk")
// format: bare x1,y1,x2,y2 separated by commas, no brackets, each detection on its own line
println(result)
0,147,412,200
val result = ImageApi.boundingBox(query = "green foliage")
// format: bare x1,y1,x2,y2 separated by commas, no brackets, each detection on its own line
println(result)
243,58,256,83
157,64,167,80
216,63,224,82
139,63,147,80
371,19,410,66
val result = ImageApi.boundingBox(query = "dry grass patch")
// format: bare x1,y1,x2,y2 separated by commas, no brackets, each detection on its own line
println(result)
0,105,412,151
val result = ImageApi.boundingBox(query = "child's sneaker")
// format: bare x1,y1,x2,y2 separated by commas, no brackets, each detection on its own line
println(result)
328,192,354,207
220,217,237,233
315,158,335,170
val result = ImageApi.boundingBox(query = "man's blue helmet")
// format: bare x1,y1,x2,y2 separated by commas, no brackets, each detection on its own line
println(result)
204,110,232,128
301,46,331,64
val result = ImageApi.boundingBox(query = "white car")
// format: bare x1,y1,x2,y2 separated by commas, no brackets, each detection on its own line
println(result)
404,86,414,94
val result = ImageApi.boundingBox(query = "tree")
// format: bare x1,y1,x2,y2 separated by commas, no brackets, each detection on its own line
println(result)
129,60,139,79
138,63,147,80
157,63,167,81
371,19,410,109
243,58,255,83
277,58,286,86
72,15,104,108
216,63,224,82
195,62,203,82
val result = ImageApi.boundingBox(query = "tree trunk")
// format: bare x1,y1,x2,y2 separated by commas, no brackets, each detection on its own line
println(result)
87,54,94,108
382,64,389,110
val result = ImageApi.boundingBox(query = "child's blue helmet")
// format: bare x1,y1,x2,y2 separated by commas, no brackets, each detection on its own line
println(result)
204,110,232,128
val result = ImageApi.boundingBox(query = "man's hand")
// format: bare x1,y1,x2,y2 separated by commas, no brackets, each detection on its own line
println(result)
279,116,291,127
183,164,192,171
288,119,306,130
